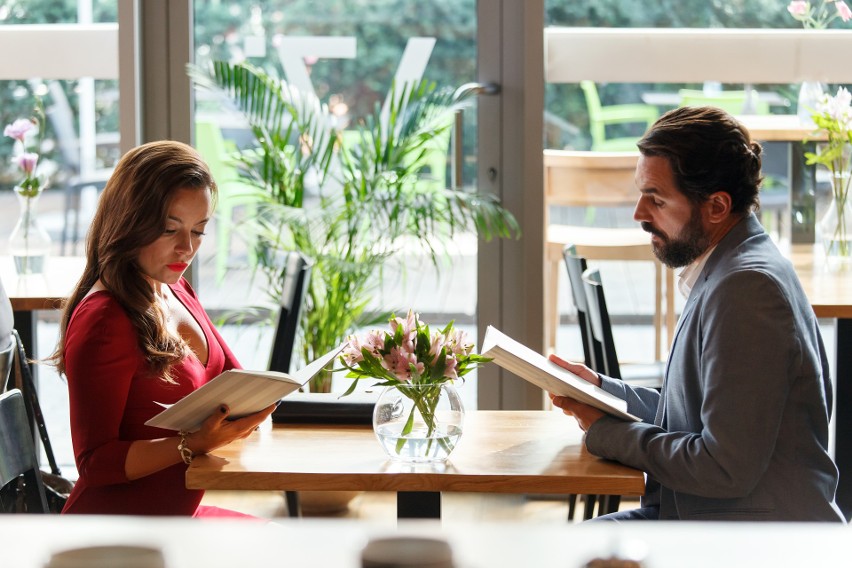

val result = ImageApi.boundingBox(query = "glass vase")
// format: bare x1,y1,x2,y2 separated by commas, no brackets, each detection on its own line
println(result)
797,81,825,127
819,174,852,267
372,382,464,463
8,186,51,275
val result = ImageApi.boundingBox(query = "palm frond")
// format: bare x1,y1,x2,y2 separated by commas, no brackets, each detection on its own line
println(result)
188,61,519,387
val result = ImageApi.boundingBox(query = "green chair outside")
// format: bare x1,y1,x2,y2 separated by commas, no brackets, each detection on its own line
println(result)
194,120,265,284
678,89,770,115
580,81,658,152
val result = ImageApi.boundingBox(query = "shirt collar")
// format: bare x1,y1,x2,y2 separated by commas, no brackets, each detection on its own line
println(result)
677,245,716,299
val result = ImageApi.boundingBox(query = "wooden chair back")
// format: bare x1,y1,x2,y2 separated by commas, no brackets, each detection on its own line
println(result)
544,149,639,208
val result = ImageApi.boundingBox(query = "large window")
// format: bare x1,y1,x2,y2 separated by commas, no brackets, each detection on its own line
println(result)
0,0,120,473
542,2,852,366
191,1,483,403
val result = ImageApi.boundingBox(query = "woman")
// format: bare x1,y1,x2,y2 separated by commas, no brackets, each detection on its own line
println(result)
52,140,275,516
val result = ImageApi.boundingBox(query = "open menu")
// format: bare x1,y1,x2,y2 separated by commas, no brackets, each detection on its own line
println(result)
145,343,345,432
480,326,640,422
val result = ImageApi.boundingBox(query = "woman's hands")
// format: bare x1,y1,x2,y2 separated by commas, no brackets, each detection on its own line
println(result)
547,354,606,432
186,403,277,456
125,403,276,480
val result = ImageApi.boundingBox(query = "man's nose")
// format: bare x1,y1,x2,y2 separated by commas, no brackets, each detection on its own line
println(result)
633,199,647,223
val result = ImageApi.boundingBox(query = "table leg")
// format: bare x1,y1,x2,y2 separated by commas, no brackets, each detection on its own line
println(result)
834,318,852,521
284,491,301,518
397,491,441,519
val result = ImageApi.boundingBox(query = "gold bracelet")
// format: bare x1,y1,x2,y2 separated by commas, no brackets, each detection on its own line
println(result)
177,431,194,465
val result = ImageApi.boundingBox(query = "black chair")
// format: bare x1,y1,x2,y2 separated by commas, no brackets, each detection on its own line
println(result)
267,252,312,517
564,246,664,388
558,245,598,520
582,266,671,516
563,245,603,372
0,389,49,513
581,268,621,379
562,250,664,518
580,267,664,388
268,251,312,375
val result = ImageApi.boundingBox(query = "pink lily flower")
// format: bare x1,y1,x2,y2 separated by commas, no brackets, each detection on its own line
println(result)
837,1,852,21
4,118,36,142
16,152,38,175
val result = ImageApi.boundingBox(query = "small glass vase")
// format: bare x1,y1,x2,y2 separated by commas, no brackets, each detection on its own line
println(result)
819,188,852,268
797,81,825,127
8,186,51,275
372,382,464,464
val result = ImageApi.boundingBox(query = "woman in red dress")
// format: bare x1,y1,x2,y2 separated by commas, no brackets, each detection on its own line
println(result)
51,141,274,516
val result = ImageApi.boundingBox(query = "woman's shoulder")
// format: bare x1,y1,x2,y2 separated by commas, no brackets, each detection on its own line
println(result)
68,290,134,336
65,291,142,374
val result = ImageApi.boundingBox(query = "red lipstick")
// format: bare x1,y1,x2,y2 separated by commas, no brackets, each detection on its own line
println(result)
167,263,188,272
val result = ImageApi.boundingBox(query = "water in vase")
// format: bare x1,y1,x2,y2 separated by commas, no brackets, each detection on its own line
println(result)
12,254,45,275
375,423,463,463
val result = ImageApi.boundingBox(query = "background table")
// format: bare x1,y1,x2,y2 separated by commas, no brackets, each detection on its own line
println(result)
0,256,85,376
788,245,852,520
187,410,644,519
738,115,827,245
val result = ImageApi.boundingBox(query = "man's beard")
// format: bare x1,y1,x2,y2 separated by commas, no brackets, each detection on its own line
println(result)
641,207,710,269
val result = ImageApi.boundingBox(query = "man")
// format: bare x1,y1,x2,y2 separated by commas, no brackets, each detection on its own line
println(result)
551,106,844,522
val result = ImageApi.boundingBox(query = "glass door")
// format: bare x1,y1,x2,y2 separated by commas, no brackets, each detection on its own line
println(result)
191,1,484,406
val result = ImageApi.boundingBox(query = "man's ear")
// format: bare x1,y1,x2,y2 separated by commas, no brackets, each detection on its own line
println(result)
704,191,733,223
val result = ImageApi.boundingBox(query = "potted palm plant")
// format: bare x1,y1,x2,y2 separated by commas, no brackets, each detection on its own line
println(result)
190,61,519,393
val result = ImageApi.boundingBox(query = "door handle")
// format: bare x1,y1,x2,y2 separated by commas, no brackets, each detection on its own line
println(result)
451,82,500,189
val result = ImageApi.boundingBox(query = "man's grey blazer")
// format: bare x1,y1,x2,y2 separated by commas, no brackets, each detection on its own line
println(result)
586,213,844,521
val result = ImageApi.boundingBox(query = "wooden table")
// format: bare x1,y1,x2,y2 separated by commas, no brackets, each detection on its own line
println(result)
788,245,852,520
737,114,826,143
187,410,645,519
0,256,85,370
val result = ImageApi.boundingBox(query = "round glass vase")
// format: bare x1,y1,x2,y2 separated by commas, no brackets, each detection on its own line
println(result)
372,382,464,464
8,186,51,275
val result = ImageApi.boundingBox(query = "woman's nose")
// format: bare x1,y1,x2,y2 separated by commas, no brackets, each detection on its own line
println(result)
175,232,193,254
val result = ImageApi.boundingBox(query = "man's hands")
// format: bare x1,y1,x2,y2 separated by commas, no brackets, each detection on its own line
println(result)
548,354,606,432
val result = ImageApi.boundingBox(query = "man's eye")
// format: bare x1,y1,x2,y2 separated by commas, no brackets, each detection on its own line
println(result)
653,200,664,207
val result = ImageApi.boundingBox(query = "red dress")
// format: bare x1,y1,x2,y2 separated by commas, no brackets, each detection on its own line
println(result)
62,278,241,515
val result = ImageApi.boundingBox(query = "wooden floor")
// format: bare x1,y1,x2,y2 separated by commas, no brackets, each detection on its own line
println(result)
200,490,640,523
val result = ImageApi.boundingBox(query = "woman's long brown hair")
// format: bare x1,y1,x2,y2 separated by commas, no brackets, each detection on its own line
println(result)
51,140,218,381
